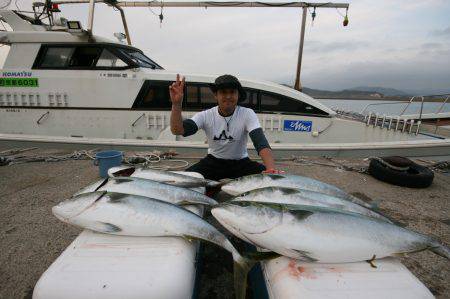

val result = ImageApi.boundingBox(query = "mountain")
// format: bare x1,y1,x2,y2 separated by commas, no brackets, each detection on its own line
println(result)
348,86,410,96
300,87,388,99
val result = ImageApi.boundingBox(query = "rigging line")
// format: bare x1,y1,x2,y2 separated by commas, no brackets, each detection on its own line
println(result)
335,7,345,17
255,2,298,7
204,2,247,7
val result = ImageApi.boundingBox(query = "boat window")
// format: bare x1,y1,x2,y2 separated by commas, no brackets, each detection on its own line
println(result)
39,47,74,68
119,49,163,69
240,89,258,110
186,85,199,104
260,91,328,115
200,86,216,104
96,49,127,68
69,47,102,67
132,81,171,109
184,83,217,110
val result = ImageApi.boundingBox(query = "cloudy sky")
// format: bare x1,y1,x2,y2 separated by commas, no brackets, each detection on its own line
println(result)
2,0,450,93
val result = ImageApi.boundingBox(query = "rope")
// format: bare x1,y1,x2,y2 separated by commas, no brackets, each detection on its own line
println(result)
291,156,369,174
1,148,190,170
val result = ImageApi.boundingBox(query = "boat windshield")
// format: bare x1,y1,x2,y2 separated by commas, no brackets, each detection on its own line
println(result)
119,49,163,69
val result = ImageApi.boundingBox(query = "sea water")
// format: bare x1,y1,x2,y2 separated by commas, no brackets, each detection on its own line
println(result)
318,99,450,116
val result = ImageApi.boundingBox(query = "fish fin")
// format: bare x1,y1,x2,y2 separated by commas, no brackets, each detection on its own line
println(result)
112,177,134,184
369,199,381,210
243,251,281,261
111,167,135,177
234,256,257,299
91,222,122,233
290,210,315,221
266,174,285,180
173,182,205,188
96,178,109,191
106,192,128,203
279,187,301,195
289,249,318,262
182,234,200,243
366,255,377,268
429,242,450,260
206,179,224,188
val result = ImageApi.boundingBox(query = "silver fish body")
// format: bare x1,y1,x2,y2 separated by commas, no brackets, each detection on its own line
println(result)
53,191,251,299
232,187,390,222
212,202,449,263
108,166,220,188
74,176,217,206
221,174,371,208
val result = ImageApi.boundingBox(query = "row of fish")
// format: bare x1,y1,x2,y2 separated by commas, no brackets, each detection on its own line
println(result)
52,166,450,299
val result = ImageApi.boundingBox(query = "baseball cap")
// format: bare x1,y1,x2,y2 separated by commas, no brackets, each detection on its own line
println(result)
210,74,247,102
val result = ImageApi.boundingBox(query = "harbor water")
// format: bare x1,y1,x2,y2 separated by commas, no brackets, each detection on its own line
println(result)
319,99,450,116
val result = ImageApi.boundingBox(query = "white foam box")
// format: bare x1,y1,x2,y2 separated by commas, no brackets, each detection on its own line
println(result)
33,172,204,299
261,256,434,299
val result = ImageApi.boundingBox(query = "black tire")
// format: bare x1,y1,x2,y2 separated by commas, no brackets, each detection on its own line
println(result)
369,158,434,188
381,156,415,168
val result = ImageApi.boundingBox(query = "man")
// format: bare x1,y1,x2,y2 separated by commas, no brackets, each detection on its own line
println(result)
169,74,282,181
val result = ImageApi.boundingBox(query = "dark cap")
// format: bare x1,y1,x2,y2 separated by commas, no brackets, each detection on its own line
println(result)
210,74,247,102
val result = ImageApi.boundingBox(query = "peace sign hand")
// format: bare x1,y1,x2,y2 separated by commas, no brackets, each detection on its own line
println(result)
169,74,185,106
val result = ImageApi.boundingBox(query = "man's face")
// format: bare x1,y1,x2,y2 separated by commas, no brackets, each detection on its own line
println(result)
215,88,239,113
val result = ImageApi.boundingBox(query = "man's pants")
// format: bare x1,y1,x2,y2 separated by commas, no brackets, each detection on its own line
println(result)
186,154,266,181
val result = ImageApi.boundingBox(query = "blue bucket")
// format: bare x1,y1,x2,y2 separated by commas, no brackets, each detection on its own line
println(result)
94,150,123,178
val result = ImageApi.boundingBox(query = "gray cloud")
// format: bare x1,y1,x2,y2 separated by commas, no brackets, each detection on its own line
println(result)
421,42,443,49
431,26,450,36
305,40,371,53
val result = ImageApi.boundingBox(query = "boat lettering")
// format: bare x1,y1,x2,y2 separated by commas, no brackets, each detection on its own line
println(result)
0,78,39,87
283,120,312,132
100,73,128,78
2,71,32,77
5,108,21,112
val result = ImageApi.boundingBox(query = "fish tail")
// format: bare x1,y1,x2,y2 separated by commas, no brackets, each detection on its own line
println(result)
206,179,223,188
430,242,450,260
233,255,256,299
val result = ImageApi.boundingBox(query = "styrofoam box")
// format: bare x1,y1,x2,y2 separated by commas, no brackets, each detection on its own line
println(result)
261,256,434,299
33,172,205,299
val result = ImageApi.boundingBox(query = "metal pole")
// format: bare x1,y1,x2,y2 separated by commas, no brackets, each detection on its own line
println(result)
87,0,96,35
116,5,132,45
294,7,307,91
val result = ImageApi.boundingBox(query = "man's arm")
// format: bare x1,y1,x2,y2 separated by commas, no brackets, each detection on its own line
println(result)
170,103,185,135
259,147,277,171
249,128,278,172
169,74,185,135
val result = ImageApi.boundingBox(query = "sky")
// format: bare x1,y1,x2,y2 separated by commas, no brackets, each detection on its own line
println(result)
1,0,450,94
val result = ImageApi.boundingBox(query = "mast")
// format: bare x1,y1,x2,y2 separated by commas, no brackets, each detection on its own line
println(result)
54,0,349,91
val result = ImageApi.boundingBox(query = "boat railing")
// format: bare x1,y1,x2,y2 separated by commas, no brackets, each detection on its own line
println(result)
361,93,450,120
335,93,450,136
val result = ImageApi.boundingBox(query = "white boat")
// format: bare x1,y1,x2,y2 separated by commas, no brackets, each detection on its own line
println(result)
0,7,449,158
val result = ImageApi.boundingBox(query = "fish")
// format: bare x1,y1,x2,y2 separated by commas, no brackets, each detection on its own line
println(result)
231,187,391,222
53,191,252,299
211,201,450,264
74,176,217,206
108,166,221,188
221,173,373,209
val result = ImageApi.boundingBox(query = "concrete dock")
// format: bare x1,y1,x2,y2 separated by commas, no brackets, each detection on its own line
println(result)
0,148,449,299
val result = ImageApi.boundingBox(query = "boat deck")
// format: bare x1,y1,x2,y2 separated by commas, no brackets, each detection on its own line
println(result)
0,147,449,299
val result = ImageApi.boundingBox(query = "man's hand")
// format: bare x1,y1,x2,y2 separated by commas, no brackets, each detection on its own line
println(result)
169,74,185,106
262,169,286,174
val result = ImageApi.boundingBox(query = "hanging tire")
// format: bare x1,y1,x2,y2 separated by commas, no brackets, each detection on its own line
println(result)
368,157,434,188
